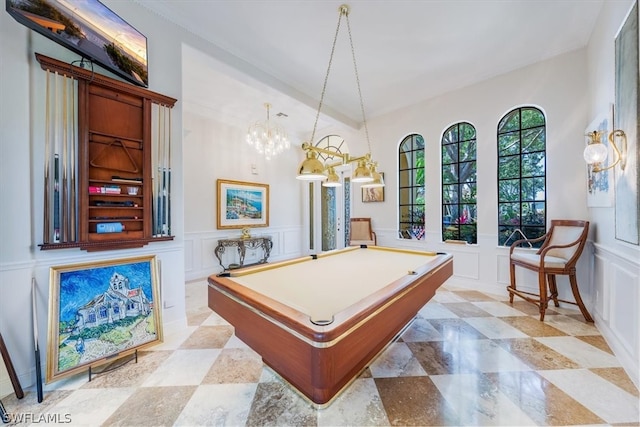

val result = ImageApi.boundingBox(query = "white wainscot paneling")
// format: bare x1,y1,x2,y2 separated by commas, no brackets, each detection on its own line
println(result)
593,252,609,321
451,251,479,280
496,251,511,284
185,227,303,282
611,264,639,357
0,263,36,394
282,228,303,256
202,236,222,270
591,243,640,389
184,237,195,273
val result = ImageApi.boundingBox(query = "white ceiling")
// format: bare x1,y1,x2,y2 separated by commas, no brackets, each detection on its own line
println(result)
135,0,604,140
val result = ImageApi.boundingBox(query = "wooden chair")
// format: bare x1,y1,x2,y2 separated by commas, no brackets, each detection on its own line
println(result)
349,218,377,246
507,219,593,322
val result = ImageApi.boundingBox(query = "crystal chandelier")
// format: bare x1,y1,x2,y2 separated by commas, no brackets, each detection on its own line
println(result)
247,103,290,160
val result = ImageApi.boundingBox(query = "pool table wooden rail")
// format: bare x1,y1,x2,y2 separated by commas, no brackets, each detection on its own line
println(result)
207,249,453,405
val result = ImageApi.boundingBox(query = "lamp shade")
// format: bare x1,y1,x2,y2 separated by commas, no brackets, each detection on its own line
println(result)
583,143,608,164
296,151,327,181
351,160,374,182
361,170,384,188
322,167,341,187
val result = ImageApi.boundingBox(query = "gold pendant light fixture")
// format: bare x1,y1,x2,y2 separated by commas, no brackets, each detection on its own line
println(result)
296,4,384,188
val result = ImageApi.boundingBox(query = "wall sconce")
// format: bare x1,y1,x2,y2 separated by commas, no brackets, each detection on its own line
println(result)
583,129,627,172
295,4,384,189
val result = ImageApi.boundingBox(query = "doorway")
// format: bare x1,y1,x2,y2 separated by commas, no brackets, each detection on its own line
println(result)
303,165,351,254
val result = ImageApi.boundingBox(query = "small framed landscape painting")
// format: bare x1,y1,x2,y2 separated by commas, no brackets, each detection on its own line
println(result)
217,179,269,229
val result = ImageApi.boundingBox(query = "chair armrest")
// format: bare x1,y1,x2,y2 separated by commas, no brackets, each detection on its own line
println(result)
538,238,581,261
372,231,377,245
509,235,546,255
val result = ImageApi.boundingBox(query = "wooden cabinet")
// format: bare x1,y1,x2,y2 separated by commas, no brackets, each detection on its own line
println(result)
37,54,177,251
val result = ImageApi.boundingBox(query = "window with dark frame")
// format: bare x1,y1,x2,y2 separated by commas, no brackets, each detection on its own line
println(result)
398,134,425,239
442,122,477,244
497,106,547,247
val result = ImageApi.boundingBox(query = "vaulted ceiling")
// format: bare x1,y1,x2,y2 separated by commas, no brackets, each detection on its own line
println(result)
135,0,604,139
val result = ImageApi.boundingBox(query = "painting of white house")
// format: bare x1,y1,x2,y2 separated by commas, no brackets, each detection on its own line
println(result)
46,256,162,382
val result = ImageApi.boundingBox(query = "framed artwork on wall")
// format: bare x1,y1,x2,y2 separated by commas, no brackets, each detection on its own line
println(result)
217,179,269,229
613,0,639,245
362,173,385,203
585,105,614,207
46,256,162,383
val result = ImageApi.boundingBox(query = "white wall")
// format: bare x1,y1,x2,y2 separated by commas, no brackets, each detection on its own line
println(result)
183,110,304,280
585,0,639,387
351,48,591,296
0,1,186,396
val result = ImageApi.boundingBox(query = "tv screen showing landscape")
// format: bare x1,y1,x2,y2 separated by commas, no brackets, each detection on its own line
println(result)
6,0,148,87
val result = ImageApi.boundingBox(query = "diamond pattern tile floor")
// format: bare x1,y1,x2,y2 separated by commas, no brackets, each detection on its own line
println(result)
2,280,638,426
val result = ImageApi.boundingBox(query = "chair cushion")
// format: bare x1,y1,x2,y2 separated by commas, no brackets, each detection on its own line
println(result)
351,222,373,239
511,251,567,269
349,239,376,246
542,225,584,260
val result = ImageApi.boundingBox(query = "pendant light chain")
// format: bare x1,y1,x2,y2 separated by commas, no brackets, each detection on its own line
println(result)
309,7,345,145
345,11,372,157
296,4,383,187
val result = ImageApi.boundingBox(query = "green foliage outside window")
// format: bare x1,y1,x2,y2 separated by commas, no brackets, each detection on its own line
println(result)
497,107,546,246
399,135,425,238
442,122,477,244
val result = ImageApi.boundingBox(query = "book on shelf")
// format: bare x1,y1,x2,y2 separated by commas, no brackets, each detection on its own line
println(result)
104,185,121,194
90,185,121,194
96,222,125,233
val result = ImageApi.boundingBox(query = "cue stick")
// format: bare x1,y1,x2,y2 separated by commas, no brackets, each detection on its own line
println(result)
43,70,51,243
166,106,172,235
155,104,162,236
53,72,60,242
0,397,8,423
31,278,43,403
61,75,68,242
0,333,23,400
69,78,77,242
158,106,165,236
161,106,168,235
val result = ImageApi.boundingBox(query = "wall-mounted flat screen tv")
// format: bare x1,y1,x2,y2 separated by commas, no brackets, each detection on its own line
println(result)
6,0,148,87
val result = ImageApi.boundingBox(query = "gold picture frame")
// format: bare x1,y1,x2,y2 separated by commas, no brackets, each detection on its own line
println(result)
217,179,269,229
362,173,385,202
46,255,162,383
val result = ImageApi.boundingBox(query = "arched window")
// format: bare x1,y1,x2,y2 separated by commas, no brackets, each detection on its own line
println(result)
398,134,425,239
442,122,477,244
497,106,547,246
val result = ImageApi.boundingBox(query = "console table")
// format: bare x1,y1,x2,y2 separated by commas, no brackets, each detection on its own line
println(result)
214,236,273,270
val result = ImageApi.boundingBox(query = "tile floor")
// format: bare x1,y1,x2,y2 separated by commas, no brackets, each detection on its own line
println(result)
2,279,638,426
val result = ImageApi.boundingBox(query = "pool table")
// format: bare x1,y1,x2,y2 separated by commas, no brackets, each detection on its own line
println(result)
207,245,453,405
